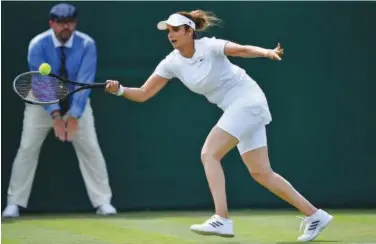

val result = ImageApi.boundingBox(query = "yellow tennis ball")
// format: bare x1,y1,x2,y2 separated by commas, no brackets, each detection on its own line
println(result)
39,63,52,75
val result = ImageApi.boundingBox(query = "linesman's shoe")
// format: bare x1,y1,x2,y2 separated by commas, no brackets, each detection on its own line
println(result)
2,204,20,218
96,203,117,216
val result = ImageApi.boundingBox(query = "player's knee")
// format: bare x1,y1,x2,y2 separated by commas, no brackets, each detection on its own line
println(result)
250,169,274,185
200,150,220,165
200,150,211,164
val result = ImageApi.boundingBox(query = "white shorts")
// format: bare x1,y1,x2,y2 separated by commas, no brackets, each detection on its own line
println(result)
216,102,271,155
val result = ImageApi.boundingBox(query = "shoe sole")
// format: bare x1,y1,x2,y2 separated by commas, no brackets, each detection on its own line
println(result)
301,215,334,242
190,229,235,238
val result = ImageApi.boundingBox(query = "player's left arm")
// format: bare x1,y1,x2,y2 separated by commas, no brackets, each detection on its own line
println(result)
69,41,97,119
224,41,284,60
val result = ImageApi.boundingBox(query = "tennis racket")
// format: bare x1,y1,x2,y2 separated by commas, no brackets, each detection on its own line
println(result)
13,71,107,105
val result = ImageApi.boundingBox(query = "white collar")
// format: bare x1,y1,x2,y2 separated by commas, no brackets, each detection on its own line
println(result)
50,29,74,48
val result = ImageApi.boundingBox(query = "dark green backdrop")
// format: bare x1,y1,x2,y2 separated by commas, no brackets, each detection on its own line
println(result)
2,1,376,212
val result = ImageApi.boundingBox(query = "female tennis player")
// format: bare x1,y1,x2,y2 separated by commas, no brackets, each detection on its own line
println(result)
105,10,333,242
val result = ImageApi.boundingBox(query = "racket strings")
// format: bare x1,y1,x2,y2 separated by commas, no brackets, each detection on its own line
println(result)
14,73,70,103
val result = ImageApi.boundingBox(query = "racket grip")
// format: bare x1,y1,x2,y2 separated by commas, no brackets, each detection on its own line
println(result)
91,83,108,88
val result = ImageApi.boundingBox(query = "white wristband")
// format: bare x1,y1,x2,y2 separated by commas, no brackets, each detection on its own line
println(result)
116,85,125,96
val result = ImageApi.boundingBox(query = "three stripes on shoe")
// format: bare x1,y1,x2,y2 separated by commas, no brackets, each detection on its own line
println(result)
209,221,224,228
308,220,320,231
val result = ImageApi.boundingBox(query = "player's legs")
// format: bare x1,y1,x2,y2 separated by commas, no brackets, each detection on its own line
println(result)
239,131,317,216
190,125,238,237
201,126,239,218
190,103,270,237
4,104,51,214
239,126,333,241
71,101,115,214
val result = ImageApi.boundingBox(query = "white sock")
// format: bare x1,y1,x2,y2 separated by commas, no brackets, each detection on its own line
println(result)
309,209,321,218
216,214,231,222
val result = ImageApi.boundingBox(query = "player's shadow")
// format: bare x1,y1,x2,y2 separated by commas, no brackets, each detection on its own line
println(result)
183,241,340,244
277,241,339,244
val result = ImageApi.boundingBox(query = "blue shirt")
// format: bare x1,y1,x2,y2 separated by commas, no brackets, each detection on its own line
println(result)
27,29,97,118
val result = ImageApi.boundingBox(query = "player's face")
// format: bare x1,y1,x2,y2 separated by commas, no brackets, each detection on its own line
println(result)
167,25,192,49
49,19,77,43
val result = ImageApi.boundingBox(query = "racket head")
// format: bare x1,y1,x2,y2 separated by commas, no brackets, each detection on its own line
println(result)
13,71,70,105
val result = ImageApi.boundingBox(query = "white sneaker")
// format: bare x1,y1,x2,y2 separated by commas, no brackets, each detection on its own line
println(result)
190,214,234,238
297,209,333,242
2,204,20,218
96,203,117,215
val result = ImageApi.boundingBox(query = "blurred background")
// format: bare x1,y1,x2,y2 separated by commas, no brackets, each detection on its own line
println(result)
2,1,376,214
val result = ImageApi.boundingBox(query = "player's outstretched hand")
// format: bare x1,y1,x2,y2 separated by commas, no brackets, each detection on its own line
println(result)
105,80,120,95
267,43,284,61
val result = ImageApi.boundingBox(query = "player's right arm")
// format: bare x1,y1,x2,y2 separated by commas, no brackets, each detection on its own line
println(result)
106,55,174,102
106,74,169,102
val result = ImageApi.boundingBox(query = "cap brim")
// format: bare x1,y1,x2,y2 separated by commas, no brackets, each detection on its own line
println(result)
157,20,183,30
157,20,168,30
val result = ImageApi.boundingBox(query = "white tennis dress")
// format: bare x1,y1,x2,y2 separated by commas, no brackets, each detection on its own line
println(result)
154,37,272,154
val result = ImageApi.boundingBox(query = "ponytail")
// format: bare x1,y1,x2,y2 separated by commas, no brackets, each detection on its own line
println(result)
178,10,221,32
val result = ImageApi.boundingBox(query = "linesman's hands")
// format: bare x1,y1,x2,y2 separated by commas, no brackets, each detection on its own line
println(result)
266,43,284,61
52,114,66,142
66,116,78,142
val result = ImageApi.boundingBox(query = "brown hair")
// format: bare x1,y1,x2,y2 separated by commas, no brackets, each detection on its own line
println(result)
178,10,222,32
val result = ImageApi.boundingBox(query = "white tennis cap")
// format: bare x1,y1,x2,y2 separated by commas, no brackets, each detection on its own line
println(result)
157,14,196,31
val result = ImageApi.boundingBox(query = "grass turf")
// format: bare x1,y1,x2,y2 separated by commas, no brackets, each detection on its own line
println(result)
2,209,376,244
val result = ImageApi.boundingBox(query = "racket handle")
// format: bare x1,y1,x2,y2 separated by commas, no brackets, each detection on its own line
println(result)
90,83,107,88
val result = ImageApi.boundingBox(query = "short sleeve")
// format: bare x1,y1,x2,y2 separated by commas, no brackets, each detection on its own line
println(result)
153,58,175,79
206,37,229,57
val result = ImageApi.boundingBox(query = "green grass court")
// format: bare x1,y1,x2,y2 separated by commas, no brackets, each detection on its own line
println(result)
2,209,375,244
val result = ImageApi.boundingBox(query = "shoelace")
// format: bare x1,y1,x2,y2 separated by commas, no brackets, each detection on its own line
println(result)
297,216,312,232
204,215,218,225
